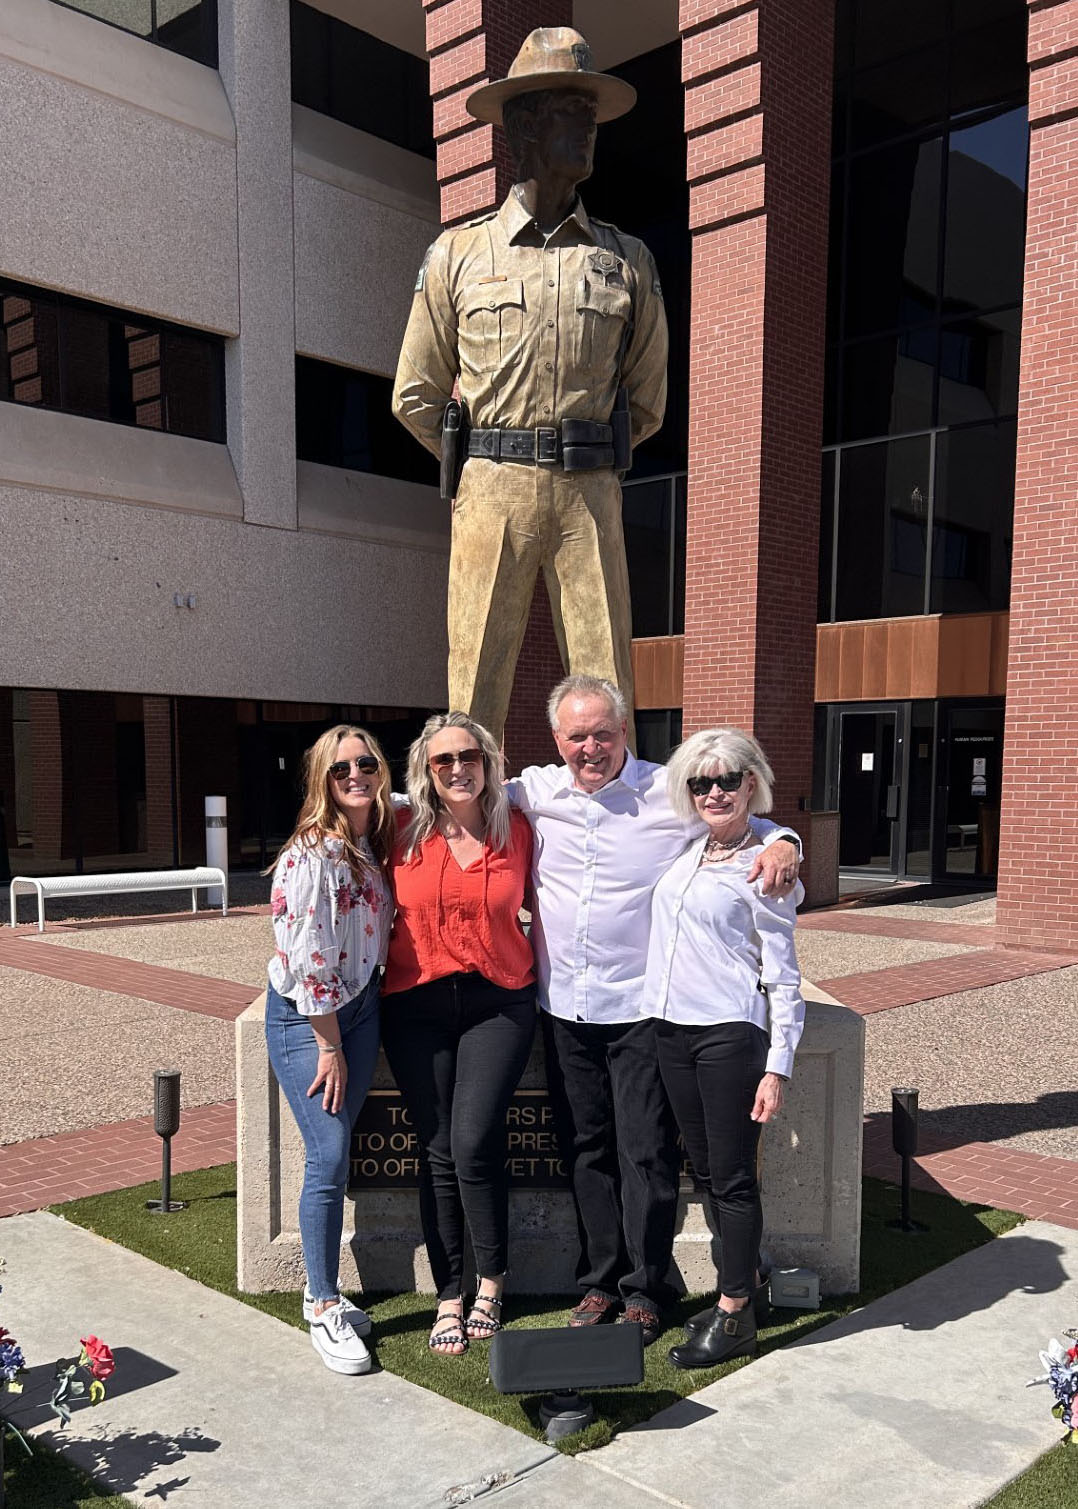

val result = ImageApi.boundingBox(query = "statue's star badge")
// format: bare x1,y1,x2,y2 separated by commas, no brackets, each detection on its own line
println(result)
588,249,620,281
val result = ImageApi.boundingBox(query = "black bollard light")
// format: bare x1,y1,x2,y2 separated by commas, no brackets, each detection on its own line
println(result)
145,1069,188,1214
887,1086,927,1233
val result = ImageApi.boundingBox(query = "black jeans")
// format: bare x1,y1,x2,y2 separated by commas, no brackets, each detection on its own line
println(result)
541,1013,680,1315
655,1019,769,1301
381,973,536,1300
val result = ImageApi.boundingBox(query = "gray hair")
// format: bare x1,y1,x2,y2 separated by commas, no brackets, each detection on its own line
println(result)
547,674,628,731
666,727,775,824
402,711,511,860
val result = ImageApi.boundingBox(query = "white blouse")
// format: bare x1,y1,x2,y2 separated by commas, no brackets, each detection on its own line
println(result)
268,836,392,1016
642,835,805,1079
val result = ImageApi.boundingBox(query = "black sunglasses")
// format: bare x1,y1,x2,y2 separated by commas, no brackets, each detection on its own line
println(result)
329,756,380,781
687,771,745,797
430,747,483,771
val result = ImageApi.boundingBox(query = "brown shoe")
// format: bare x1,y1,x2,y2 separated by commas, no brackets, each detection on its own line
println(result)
618,1304,662,1347
568,1291,620,1327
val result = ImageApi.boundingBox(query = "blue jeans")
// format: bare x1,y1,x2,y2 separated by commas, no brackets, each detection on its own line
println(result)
265,975,380,1302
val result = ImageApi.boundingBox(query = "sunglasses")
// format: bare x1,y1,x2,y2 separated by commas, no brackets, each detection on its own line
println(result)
687,771,745,797
329,756,380,782
430,747,483,771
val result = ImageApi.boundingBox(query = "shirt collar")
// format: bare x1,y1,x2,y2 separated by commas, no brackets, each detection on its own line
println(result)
499,188,595,245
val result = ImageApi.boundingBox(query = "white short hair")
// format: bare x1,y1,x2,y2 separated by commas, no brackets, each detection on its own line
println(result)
547,674,627,731
666,727,775,824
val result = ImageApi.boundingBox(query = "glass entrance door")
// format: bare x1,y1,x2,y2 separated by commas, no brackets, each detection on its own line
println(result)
836,709,904,872
936,702,1005,882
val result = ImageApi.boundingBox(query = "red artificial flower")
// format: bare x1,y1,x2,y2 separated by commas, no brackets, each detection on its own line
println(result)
80,1335,115,1382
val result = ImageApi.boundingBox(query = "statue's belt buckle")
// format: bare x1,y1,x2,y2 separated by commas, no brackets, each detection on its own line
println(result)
534,427,559,465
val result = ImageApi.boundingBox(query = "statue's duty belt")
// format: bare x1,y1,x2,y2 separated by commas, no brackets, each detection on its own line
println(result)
467,421,615,471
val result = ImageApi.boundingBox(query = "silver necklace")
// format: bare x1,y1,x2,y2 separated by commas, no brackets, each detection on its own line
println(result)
701,828,753,864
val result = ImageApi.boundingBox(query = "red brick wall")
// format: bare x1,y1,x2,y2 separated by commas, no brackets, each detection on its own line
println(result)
29,690,62,862
678,0,832,828
143,695,175,863
997,0,1078,950
424,0,571,765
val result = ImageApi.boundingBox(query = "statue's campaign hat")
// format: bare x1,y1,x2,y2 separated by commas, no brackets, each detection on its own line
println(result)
466,28,637,126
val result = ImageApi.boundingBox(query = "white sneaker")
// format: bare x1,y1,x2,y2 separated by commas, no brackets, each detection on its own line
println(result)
303,1286,372,1337
309,1299,372,1375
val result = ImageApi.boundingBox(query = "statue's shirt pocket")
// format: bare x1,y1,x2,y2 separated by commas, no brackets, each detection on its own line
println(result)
574,276,631,376
459,279,526,380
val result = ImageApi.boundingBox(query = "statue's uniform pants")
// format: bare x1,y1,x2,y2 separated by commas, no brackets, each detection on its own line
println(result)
448,456,635,742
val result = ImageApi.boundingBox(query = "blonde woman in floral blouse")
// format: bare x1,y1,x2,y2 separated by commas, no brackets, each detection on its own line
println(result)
266,724,395,1377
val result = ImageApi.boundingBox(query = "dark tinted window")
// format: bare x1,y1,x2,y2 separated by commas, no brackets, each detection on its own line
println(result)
295,356,438,484
622,474,686,638
52,1,218,66
290,2,434,159
823,0,1026,619
834,436,931,620
0,279,225,442
930,421,1015,612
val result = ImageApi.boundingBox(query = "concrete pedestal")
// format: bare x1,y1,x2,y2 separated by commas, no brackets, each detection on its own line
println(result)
237,985,864,1297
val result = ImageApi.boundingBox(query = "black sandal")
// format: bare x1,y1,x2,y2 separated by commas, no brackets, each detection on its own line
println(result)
465,1289,504,1340
429,1300,468,1355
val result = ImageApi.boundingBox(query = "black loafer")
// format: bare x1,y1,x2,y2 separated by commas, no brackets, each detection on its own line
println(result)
669,1304,757,1370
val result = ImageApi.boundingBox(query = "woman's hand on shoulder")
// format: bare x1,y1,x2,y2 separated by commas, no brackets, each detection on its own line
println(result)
750,1072,785,1123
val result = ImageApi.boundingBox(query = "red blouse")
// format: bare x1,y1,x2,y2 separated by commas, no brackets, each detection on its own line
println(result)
383,807,535,995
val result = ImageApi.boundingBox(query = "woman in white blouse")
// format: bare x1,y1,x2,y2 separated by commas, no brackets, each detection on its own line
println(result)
643,727,804,1370
266,725,396,1377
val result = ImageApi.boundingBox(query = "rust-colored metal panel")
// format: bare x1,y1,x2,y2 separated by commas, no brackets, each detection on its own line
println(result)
837,623,867,700
815,624,841,701
814,613,1007,702
631,636,685,709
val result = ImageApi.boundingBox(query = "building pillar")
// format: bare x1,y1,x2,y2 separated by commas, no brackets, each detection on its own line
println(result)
218,0,297,529
424,0,570,766
997,1,1078,950
28,690,62,864
143,696,175,863
678,0,832,824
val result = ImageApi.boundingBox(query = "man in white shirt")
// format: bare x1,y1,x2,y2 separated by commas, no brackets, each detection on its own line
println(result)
508,674,800,1341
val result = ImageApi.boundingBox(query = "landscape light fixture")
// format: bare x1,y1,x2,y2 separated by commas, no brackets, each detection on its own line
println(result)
489,1322,644,1442
888,1085,928,1233
145,1069,188,1214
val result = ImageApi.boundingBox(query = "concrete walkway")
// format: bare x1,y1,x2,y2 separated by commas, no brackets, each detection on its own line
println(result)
3,1211,1073,1508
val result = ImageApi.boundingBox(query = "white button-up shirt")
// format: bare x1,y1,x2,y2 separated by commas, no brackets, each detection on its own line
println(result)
509,753,793,1025
643,836,805,1078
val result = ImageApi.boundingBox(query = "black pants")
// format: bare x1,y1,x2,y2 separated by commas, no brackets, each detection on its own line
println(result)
381,973,536,1300
542,1013,680,1314
655,1019,768,1301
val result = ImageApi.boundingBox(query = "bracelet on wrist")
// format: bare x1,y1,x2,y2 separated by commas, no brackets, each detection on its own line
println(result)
317,1042,342,1054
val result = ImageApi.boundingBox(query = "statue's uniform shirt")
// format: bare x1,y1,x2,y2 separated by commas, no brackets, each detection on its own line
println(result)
392,189,669,740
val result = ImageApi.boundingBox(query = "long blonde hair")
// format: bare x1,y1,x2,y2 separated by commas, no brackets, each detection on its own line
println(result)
268,724,396,880
401,711,510,860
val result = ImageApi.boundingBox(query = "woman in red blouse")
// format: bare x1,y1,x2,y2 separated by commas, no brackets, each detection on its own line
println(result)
382,711,535,1357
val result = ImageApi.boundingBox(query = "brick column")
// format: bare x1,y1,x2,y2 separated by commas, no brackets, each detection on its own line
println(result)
996,1,1078,950
424,0,571,768
29,690,62,863
678,0,832,825
143,696,175,863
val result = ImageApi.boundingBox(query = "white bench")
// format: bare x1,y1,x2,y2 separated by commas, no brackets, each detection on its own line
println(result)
8,867,228,932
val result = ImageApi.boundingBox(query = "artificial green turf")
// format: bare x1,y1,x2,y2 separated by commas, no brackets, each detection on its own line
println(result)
52,1166,1021,1455
982,1442,1078,1506
2,1429,137,1508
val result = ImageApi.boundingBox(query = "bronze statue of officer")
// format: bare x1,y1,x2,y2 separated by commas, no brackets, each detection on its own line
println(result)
392,27,668,744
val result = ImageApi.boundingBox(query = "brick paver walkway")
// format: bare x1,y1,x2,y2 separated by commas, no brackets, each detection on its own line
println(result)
862,1114,1078,1231
0,931,258,1020
0,1101,237,1218
798,911,997,947
816,946,1078,1015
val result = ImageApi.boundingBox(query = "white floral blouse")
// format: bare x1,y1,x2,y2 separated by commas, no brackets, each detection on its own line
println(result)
268,836,392,1016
